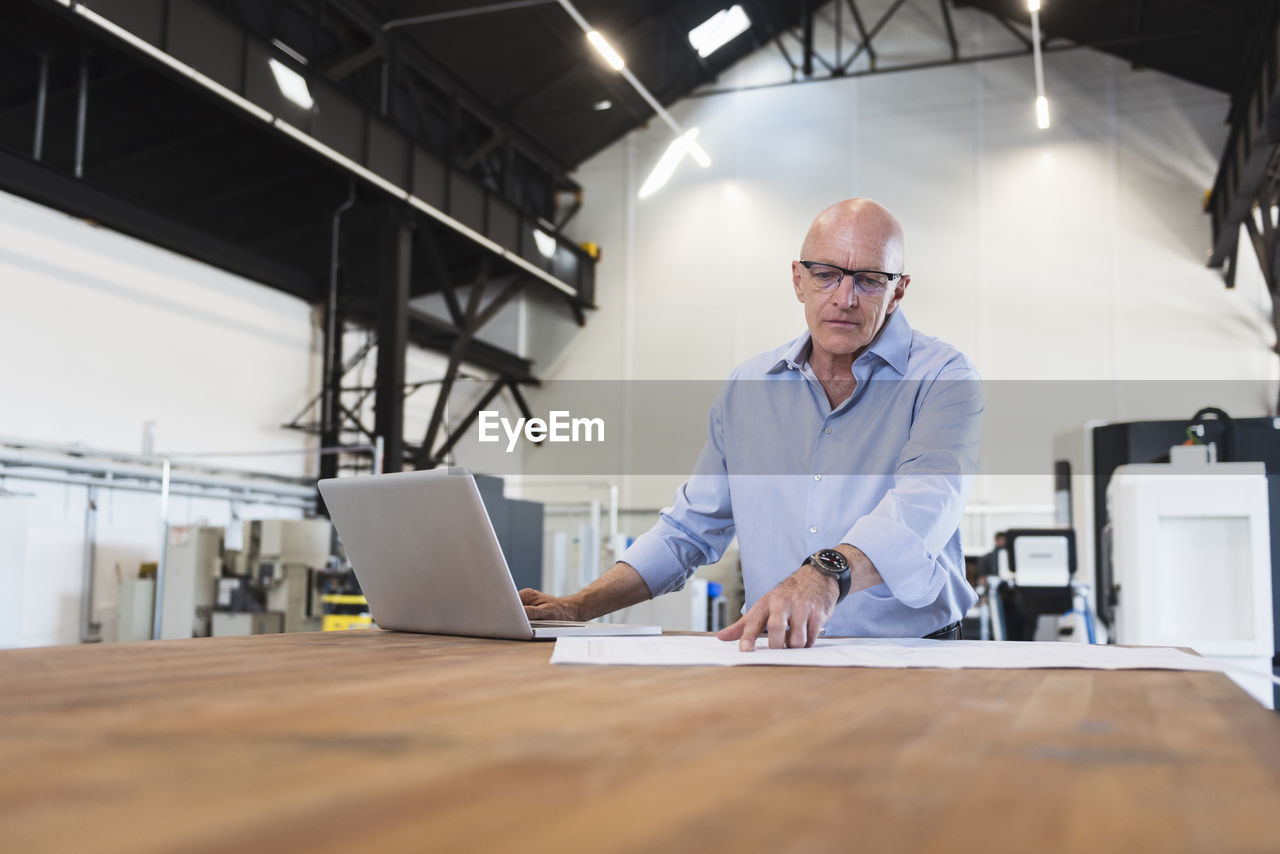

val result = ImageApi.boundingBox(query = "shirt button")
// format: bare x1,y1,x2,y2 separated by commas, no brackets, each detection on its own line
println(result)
814,474,822,481
824,427,832,435
809,526,818,534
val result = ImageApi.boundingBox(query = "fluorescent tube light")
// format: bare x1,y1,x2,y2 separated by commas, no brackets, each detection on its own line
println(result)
586,30,625,70
1036,95,1050,129
688,6,751,58
638,129,703,200
268,58,314,110
688,137,712,168
533,229,557,259
1027,0,1041,11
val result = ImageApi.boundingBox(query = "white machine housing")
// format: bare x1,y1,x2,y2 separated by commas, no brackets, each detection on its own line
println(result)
1107,456,1273,706
160,525,223,640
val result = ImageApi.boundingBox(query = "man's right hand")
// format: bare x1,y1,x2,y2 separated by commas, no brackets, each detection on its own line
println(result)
518,588,582,622
518,562,652,624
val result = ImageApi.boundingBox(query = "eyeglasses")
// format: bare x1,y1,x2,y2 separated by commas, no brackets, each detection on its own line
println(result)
799,260,902,298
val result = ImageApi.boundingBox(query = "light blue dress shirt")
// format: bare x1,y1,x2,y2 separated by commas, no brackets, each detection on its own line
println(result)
620,309,982,638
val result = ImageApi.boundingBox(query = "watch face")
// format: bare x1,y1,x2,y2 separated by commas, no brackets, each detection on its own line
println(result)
815,549,848,572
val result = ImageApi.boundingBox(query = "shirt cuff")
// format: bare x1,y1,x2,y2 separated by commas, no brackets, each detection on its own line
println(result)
843,514,944,610
620,527,700,598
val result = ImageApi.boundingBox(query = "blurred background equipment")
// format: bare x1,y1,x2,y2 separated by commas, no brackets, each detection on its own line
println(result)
159,525,223,640
1106,447,1274,707
1055,410,1280,702
977,528,1096,645
474,475,544,592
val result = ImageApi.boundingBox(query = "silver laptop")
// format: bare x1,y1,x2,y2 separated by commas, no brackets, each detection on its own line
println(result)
317,469,660,640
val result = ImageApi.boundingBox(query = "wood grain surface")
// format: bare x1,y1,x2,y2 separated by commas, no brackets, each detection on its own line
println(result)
1,630,1277,854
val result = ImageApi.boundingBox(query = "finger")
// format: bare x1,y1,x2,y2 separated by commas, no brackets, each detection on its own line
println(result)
787,612,808,650
805,612,824,648
518,588,542,605
717,617,745,641
737,609,767,652
767,611,788,649
524,603,558,620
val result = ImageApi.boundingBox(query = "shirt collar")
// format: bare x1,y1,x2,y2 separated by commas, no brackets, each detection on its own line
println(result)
866,308,911,375
768,309,911,376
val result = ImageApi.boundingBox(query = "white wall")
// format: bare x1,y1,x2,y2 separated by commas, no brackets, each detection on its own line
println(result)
520,5,1274,527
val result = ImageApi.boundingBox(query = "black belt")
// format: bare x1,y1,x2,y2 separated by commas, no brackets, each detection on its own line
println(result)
922,620,963,640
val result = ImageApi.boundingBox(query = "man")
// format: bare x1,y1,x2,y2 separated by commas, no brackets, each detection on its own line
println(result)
520,198,982,649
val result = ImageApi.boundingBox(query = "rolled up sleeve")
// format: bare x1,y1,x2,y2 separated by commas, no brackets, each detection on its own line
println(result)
843,366,983,609
621,388,736,597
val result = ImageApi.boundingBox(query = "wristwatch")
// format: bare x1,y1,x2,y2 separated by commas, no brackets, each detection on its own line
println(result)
805,548,851,604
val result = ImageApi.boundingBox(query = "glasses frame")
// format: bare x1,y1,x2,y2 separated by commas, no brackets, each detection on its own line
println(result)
798,260,903,296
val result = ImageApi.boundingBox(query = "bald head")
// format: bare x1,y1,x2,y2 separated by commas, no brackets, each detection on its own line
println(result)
800,198,905,273
791,198,911,370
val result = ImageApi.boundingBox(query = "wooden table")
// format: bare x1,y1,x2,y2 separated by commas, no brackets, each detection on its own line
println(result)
2,630,1278,853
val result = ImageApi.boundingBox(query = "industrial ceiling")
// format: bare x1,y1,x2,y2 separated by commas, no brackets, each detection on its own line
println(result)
1,0,1276,468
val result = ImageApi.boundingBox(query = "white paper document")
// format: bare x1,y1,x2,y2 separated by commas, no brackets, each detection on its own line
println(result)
549,635,1228,674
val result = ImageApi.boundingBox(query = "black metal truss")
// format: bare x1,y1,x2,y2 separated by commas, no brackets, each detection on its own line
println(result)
284,193,555,476
694,0,1247,98
1239,150,1280,369
416,259,535,470
202,0,582,226
1206,11,1280,287
1,0,598,306
2,1,597,481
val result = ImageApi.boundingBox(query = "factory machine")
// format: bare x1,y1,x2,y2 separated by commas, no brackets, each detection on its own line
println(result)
123,518,358,640
1054,411,1280,706
219,518,337,636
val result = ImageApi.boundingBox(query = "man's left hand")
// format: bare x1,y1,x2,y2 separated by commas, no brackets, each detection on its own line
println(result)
717,562,838,651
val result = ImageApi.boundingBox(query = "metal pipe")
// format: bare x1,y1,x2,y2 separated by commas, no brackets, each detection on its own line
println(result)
32,53,49,161
74,53,88,178
0,467,315,508
162,444,378,460
373,436,385,474
0,435,316,486
383,0,555,30
323,181,358,472
0,449,316,501
79,484,103,643
151,459,171,641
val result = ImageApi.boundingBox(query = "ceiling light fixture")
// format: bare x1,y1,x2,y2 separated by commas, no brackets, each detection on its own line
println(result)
593,99,612,111
586,30,626,70
533,229,557,259
268,58,314,110
688,5,751,58
639,129,703,199
556,0,712,198
1029,0,1049,129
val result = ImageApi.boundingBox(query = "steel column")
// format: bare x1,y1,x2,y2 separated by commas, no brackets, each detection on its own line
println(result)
79,485,102,643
